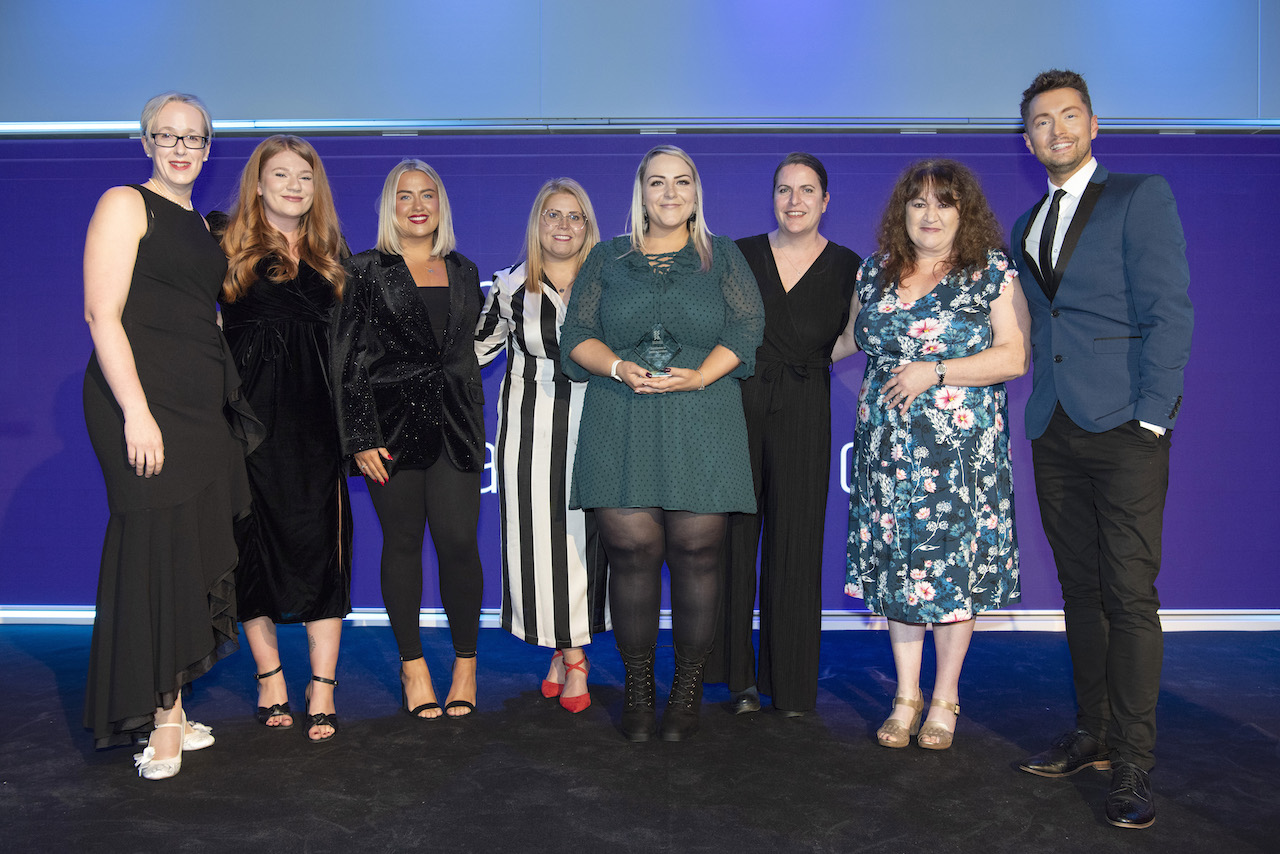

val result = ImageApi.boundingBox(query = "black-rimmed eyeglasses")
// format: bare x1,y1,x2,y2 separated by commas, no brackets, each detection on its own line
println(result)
150,133,209,149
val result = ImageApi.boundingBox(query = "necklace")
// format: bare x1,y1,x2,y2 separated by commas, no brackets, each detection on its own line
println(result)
407,255,439,280
543,266,573,296
146,178,193,211
771,234,823,287
775,245,805,278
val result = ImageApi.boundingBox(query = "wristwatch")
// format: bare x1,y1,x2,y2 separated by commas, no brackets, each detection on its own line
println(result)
934,361,947,386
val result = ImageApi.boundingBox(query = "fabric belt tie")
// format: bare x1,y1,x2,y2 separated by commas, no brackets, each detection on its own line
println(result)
759,356,829,414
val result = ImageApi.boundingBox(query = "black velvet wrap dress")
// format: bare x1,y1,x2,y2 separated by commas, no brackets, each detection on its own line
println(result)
221,260,353,624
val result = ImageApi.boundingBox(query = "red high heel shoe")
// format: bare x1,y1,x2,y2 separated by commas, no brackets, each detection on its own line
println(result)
541,650,564,698
559,655,591,714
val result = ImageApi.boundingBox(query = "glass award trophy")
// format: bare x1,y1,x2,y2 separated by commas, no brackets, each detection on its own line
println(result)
632,322,681,375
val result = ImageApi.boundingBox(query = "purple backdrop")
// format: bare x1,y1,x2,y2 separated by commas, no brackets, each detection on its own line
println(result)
0,132,1269,613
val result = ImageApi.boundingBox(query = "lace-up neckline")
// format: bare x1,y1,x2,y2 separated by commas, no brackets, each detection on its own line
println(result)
646,250,680,274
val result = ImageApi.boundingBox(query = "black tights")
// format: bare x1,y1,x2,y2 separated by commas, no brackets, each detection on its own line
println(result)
367,459,483,660
595,508,725,658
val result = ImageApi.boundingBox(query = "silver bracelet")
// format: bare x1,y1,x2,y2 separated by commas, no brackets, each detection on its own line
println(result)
695,369,705,391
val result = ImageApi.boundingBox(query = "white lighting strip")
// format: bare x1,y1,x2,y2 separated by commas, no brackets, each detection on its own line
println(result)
2,606,1278,632
3,117,1280,137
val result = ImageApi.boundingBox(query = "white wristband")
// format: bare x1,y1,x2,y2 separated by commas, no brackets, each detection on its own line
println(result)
609,359,623,382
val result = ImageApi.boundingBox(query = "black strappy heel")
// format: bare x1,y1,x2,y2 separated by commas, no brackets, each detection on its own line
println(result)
254,664,293,729
304,675,339,743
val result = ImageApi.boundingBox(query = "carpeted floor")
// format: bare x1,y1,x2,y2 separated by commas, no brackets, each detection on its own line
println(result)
1,625,1276,853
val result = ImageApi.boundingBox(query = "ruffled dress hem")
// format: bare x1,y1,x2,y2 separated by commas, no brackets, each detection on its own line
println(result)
83,474,247,750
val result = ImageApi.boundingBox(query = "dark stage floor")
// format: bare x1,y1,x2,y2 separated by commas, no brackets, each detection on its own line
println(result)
1,625,1277,853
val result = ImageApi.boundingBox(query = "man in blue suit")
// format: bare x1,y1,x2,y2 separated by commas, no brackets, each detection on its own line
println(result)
1010,69,1192,830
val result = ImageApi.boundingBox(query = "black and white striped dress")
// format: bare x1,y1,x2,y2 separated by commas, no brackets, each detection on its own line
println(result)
475,263,609,648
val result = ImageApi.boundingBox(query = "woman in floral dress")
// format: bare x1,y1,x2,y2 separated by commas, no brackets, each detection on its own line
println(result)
842,159,1031,750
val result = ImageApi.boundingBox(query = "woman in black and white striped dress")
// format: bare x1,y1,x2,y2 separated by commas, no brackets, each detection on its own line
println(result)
475,178,610,713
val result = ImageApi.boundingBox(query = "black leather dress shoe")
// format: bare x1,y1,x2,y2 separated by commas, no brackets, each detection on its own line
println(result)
1106,761,1155,829
729,688,760,715
1018,729,1111,777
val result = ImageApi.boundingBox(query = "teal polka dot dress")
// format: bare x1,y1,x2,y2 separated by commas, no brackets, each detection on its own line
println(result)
561,236,764,513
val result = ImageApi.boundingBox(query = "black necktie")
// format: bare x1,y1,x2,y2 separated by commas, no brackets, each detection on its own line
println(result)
1039,188,1066,295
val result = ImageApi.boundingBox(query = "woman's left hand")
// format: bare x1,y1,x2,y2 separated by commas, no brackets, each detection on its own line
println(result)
882,362,936,413
635,366,703,394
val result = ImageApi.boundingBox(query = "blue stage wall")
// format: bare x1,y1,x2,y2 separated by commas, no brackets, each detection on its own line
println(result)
0,132,1272,613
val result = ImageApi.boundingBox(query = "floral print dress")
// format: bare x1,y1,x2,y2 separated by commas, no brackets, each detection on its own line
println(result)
846,250,1020,623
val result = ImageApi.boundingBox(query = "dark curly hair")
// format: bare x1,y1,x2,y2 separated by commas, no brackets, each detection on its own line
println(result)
1020,69,1092,129
873,159,1006,298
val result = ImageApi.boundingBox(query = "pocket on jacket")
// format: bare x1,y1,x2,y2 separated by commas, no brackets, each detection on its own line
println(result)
1093,335,1141,354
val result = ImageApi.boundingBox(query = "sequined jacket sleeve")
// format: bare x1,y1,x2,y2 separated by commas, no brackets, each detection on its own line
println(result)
331,250,385,458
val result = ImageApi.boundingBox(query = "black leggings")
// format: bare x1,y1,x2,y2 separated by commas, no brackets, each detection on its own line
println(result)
595,508,725,658
366,458,483,659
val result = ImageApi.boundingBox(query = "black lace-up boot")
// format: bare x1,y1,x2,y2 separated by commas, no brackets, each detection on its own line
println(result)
660,650,707,742
618,645,657,742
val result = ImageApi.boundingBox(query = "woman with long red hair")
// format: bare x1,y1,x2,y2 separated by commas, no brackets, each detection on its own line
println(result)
216,135,352,743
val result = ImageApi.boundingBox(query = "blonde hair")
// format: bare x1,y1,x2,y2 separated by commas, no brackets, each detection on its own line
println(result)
140,91,212,139
625,145,712,271
374,159,457,257
220,135,346,303
521,178,600,294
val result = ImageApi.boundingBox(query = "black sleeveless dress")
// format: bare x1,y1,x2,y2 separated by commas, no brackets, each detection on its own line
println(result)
221,261,352,623
82,185,257,748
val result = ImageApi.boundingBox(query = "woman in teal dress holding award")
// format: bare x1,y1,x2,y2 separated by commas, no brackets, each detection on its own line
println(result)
562,145,764,742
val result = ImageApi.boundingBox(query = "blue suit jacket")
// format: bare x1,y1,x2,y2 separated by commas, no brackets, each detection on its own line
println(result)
1011,165,1193,440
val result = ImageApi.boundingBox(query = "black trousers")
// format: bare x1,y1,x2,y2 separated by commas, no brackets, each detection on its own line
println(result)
1032,405,1170,770
706,368,830,712
367,458,484,660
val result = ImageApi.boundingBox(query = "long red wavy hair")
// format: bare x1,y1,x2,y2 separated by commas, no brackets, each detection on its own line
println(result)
220,135,346,302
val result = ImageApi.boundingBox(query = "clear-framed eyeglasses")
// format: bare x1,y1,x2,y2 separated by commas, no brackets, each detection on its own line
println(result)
150,132,209,149
541,209,587,231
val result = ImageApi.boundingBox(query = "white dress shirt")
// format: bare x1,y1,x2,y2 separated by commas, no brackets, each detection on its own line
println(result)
1023,157,1098,272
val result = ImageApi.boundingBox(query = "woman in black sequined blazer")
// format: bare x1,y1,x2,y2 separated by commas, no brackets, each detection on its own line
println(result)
331,159,485,719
